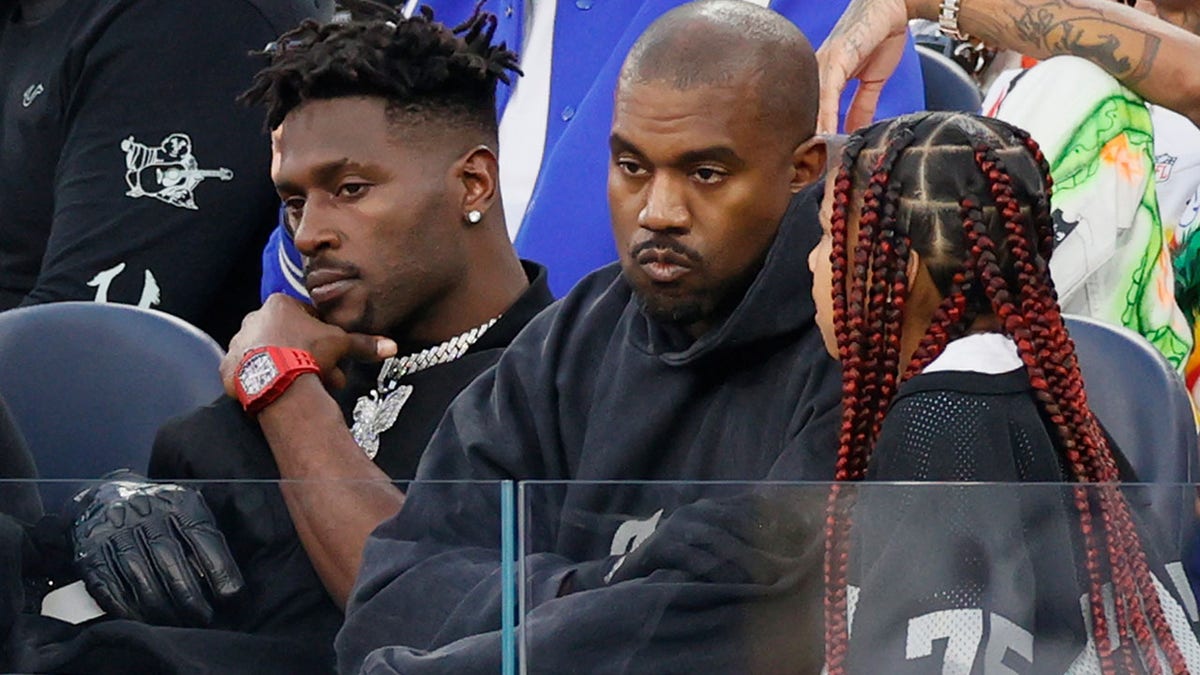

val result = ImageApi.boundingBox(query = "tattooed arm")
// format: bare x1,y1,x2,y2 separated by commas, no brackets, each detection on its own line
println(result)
817,0,1200,132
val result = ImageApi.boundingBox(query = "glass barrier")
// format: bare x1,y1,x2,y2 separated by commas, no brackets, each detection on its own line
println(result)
0,478,517,675
3,479,1200,673
518,481,1200,673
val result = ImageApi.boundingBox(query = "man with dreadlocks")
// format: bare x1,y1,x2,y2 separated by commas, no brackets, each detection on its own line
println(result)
336,2,841,673
1,5,552,674
809,110,1200,672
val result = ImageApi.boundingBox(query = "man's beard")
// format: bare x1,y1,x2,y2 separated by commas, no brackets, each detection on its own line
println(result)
626,260,761,334
635,289,708,327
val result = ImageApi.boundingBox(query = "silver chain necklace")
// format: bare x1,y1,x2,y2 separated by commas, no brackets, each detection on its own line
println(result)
350,317,499,459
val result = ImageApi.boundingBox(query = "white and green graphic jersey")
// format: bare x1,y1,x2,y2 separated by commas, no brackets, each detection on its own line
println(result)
986,56,1195,378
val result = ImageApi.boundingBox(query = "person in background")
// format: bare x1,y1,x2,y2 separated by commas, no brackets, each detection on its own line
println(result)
816,0,1200,133
978,0,1200,402
0,0,332,345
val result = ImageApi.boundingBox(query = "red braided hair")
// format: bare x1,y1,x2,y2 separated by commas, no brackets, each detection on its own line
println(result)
821,111,1189,674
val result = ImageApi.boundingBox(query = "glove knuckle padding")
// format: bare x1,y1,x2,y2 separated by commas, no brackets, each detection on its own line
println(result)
70,478,243,626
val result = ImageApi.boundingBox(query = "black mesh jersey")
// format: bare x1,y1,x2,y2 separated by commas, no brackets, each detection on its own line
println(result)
844,364,1200,673
0,0,330,345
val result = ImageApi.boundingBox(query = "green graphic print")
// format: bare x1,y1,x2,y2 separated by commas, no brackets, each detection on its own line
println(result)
1050,92,1193,369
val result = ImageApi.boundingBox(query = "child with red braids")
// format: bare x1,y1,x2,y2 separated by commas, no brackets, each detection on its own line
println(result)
809,110,1200,673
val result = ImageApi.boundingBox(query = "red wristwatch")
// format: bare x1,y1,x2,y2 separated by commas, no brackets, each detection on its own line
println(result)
234,346,320,414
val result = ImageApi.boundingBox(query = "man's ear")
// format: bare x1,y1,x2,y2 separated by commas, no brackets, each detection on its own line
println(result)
455,144,500,219
790,135,828,193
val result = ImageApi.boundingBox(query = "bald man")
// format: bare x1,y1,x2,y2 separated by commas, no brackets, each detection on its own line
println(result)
336,2,840,673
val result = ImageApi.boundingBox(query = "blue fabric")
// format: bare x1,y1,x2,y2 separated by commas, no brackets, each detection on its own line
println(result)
516,0,926,296
259,208,307,302
260,0,928,299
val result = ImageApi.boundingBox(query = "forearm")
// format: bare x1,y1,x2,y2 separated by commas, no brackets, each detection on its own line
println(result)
912,0,1200,124
257,375,405,608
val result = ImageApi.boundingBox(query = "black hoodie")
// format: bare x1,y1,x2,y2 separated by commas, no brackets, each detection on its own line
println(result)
338,184,842,674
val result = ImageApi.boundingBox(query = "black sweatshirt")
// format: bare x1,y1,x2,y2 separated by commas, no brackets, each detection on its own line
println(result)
339,185,844,674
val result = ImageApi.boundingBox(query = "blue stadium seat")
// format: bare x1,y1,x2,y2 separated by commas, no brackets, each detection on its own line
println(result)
1066,314,1198,546
0,302,225,506
916,44,983,113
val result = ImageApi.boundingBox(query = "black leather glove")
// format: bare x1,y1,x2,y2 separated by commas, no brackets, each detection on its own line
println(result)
69,475,244,626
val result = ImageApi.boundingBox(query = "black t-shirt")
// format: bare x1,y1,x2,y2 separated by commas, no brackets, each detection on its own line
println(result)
0,0,332,345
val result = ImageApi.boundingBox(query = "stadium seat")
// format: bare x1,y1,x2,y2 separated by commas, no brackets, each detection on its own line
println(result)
1066,314,1199,546
0,302,225,506
916,44,983,113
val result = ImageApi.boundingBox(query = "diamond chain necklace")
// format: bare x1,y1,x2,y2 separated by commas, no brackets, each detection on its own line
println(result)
374,316,500,392
351,316,499,458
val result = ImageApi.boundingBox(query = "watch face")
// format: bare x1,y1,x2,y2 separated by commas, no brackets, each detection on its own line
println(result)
239,351,280,396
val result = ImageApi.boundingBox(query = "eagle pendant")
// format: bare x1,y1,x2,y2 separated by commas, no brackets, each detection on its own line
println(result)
350,384,413,460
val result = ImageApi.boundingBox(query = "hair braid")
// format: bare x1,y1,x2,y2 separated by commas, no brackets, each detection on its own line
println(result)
824,120,923,673
824,136,869,673
973,142,1188,673
959,150,1118,669
866,128,918,441
822,111,1190,673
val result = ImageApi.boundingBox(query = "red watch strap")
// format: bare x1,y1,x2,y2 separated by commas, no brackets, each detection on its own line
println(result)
235,346,320,413
270,346,319,373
